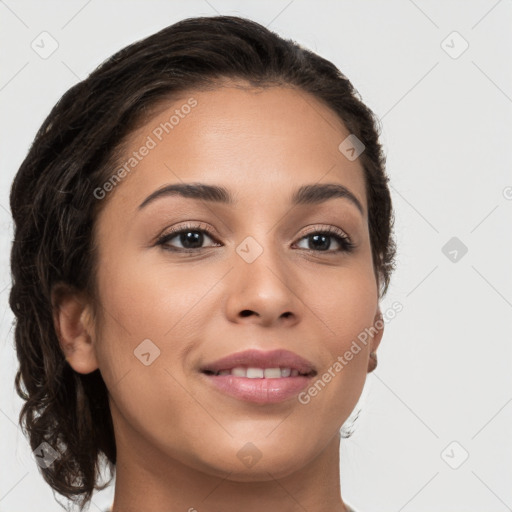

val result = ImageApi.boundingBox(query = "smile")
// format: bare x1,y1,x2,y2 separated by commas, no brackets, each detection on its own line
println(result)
203,366,313,378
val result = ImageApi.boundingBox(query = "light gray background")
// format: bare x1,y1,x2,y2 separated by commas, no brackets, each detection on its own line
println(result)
1,1,511,511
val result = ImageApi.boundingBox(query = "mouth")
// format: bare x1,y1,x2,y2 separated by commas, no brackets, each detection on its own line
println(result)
202,367,315,378
199,349,317,404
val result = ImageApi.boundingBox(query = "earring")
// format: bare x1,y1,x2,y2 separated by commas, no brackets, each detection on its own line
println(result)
368,351,378,373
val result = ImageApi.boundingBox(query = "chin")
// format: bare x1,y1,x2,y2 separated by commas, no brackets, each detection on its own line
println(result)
192,438,316,481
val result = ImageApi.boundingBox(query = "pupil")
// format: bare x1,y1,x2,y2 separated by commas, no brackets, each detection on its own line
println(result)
177,232,333,250
310,234,330,251
181,231,203,249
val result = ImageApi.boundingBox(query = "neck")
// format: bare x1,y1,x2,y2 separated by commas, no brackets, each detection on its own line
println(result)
110,413,349,512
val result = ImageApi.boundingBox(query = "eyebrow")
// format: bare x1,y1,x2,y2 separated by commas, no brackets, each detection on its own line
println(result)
138,182,364,215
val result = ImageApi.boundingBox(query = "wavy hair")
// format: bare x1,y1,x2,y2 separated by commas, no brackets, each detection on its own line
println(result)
9,14,396,511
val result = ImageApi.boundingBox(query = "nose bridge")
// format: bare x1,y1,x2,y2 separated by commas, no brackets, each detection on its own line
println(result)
234,228,286,280
225,226,300,322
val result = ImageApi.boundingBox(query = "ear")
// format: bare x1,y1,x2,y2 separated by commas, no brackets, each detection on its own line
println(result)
367,306,384,374
51,282,99,374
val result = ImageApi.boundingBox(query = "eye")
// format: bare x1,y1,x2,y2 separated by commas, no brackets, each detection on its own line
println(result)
156,223,355,254
294,226,355,253
156,223,220,252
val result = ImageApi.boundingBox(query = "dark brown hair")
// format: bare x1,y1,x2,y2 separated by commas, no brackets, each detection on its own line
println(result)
9,14,396,510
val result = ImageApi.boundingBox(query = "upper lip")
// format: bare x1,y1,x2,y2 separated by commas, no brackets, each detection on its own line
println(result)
200,349,317,375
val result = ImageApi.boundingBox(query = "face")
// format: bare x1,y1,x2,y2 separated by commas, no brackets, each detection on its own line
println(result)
82,84,383,480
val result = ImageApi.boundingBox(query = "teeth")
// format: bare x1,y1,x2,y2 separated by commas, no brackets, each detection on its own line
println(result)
213,366,307,378
246,367,264,378
231,367,246,377
280,367,291,377
264,368,282,378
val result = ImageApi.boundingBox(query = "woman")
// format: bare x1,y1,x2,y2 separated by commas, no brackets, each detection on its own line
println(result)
9,15,396,512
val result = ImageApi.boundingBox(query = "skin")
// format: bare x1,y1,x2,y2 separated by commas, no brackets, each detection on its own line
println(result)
52,83,384,512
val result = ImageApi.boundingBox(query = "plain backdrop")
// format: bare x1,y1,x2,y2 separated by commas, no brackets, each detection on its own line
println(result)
1,1,511,511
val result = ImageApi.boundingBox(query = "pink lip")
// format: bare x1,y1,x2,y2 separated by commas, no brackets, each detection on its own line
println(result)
200,348,316,374
199,349,317,404
201,373,313,404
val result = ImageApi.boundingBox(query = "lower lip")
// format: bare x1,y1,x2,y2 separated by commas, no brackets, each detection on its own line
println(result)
201,373,312,404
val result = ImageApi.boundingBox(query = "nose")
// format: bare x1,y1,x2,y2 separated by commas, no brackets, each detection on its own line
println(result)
223,236,302,327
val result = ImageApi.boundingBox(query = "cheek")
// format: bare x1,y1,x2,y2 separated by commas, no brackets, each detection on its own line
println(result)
307,267,378,343
297,280,375,424
303,269,377,399
92,252,219,381
94,250,189,337
91,255,202,444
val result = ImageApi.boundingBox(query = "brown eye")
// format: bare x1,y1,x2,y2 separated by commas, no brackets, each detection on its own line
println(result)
295,227,355,253
156,224,220,252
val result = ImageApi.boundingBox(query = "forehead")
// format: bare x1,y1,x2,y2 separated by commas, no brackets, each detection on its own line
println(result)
99,84,367,218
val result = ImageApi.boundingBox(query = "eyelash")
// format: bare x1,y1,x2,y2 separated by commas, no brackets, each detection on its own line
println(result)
156,222,356,255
